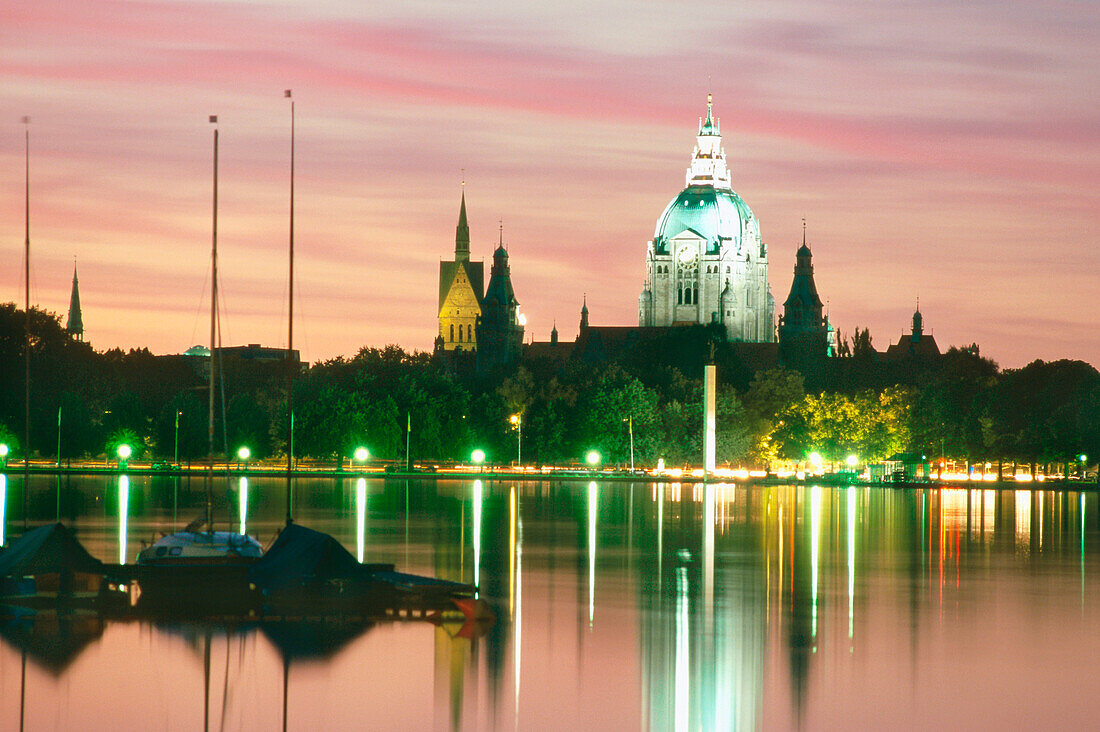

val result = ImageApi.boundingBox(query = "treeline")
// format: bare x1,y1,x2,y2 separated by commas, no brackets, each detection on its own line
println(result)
0,305,1097,468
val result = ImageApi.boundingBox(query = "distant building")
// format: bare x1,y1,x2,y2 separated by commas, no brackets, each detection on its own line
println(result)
638,94,775,342
883,305,941,362
436,190,483,354
778,231,831,370
435,190,524,373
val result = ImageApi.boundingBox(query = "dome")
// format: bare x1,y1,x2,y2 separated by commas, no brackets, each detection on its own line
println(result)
653,185,757,256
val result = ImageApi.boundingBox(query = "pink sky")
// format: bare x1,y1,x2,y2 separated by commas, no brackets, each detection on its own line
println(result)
1,0,1097,369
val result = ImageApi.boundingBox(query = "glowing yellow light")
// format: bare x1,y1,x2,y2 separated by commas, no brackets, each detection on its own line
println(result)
117,444,132,460
586,450,600,466
471,449,486,464
354,446,369,462
237,446,251,461
846,454,858,468
809,452,823,469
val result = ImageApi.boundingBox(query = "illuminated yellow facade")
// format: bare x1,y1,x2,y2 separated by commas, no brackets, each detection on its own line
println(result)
437,191,484,352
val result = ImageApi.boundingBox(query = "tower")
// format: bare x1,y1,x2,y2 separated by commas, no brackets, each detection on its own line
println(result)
778,225,829,369
437,188,484,353
65,261,83,341
476,228,524,372
638,94,774,342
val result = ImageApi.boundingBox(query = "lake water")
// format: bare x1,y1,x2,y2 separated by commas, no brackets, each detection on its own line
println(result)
1,474,1099,731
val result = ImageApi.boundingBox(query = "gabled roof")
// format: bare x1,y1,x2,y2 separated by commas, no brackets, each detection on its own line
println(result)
438,259,484,310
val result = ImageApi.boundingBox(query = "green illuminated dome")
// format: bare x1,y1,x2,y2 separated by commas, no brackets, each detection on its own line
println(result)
653,185,758,256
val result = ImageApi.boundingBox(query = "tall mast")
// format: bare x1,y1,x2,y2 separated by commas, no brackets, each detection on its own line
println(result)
207,116,218,528
285,89,295,526
22,116,30,531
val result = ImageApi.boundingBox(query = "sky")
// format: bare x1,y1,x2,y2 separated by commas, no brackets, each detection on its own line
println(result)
0,0,1096,369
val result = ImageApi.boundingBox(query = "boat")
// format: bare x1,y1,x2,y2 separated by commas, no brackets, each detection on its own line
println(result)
123,119,265,609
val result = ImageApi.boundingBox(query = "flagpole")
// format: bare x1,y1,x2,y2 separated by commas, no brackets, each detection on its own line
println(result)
284,89,295,526
207,115,218,529
22,116,30,531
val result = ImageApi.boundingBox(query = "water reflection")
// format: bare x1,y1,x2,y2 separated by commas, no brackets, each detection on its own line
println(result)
118,474,129,564
238,477,249,536
3,478,1100,730
0,474,6,546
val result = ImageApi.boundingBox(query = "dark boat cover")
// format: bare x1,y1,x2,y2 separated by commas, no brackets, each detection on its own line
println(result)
0,523,104,578
247,523,385,593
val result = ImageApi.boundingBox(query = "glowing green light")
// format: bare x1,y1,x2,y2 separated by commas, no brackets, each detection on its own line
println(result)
586,450,600,466
237,446,251,461
354,446,370,462
471,449,486,464
846,454,858,468
117,444,132,461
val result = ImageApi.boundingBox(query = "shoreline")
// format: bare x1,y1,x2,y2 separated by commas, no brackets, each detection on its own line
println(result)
2,462,1096,490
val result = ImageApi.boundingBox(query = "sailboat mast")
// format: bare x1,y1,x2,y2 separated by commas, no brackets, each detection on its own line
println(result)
285,90,295,526
208,117,219,528
22,117,30,531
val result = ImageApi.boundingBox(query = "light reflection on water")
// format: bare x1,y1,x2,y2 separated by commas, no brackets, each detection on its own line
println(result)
1,476,1100,730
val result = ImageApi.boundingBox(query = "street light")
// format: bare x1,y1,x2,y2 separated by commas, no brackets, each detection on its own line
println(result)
586,450,600,469
471,448,486,473
1080,454,1089,480
846,454,858,468
354,446,370,462
237,446,251,470
623,416,634,472
117,443,132,470
809,452,823,471
173,410,181,466
510,413,522,468
0,443,8,467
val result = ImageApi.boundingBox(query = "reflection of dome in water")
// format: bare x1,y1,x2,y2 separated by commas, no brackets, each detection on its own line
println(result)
652,185,758,256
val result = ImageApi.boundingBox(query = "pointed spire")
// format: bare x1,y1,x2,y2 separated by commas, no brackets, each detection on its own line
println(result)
698,91,719,136
551,320,559,345
455,183,470,262
580,294,589,330
65,259,83,341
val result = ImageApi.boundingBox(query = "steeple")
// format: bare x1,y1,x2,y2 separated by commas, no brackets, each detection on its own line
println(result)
550,321,558,345
455,185,470,262
580,295,589,330
911,298,923,340
687,93,731,189
65,261,83,341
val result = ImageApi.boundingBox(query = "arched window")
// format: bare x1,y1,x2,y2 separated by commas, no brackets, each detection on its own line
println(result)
450,324,454,342
677,286,683,305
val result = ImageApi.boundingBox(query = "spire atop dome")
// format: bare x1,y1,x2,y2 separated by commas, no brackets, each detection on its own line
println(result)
455,186,470,262
699,91,719,136
912,298,923,339
65,259,83,341
687,93,731,189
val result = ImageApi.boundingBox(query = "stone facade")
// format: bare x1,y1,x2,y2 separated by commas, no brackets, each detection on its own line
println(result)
638,95,775,342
